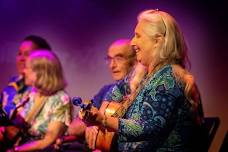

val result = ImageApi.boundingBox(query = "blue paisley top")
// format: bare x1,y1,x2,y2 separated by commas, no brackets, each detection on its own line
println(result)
105,65,204,152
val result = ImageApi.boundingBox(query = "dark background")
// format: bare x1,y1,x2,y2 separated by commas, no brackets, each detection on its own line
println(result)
0,0,227,151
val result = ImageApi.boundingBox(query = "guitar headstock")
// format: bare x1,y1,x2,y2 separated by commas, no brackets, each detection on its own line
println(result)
71,96,93,110
72,97,95,121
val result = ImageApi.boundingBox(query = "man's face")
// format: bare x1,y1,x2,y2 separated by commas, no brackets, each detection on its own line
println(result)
16,41,38,75
107,44,134,81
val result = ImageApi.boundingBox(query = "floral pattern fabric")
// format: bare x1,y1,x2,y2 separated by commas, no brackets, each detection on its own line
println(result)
19,89,72,137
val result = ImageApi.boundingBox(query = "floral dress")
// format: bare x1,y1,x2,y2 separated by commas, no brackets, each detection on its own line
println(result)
19,89,72,138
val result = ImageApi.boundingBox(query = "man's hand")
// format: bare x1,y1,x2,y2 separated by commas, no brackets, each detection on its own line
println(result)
79,106,105,126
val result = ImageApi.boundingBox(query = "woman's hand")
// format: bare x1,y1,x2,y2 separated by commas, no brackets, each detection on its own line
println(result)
53,137,63,150
53,135,79,150
80,106,105,125
85,126,99,150
12,121,65,151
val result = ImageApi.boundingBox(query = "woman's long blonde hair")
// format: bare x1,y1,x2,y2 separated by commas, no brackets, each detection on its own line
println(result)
29,50,66,95
134,9,199,110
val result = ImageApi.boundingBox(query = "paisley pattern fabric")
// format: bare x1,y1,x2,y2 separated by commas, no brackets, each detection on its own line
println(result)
102,77,130,102
93,75,131,109
92,83,115,109
106,65,204,151
19,89,72,138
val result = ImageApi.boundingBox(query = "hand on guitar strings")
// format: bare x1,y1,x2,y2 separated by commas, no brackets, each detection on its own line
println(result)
79,106,105,126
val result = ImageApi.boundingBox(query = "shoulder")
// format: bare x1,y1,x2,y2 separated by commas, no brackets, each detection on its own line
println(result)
99,83,115,93
2,75,19,91
94,83,115,100
4,75,27,93
8,75,20,83
48,90,70,105
147,65,183,97
151,65,176,87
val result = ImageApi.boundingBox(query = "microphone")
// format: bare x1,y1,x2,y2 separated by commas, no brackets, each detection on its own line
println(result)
71,96,93,110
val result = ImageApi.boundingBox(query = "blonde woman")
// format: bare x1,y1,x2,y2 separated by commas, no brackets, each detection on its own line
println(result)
8,50,72,151
83,9,205,152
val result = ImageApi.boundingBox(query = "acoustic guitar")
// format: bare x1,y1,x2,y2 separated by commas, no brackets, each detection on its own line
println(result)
72,97,122,152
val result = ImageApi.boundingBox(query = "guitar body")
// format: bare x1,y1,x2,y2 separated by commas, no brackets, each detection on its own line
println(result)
74,98,122,152
95,101,122,152
96,127,116,152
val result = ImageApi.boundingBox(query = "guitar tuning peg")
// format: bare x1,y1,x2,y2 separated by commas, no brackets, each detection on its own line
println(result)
71,96,82,106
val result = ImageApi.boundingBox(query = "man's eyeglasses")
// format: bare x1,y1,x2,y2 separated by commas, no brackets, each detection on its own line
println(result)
104,55,134,64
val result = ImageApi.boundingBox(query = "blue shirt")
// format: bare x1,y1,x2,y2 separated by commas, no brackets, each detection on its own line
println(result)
92,83,115,109
93,77,131,109
0,75,30,118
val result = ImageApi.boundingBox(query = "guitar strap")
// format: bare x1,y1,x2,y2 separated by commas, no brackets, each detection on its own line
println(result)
2,94,47,147
9,91,30,121
14,95,47,146
25,95,47,124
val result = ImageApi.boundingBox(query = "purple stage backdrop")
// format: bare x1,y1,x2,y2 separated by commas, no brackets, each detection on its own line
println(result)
0,1,227,151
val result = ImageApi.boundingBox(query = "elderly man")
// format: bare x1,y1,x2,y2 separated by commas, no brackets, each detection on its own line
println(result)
93,39,136,108
55,39,136,151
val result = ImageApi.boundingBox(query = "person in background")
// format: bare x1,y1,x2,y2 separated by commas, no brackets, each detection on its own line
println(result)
93,39,136,108
55,39,137,151
82,9,205,152
0,35,51,119
68,39,136,134
6,50,72,151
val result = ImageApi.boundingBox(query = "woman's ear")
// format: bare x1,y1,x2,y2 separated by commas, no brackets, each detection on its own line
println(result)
154,34,164,48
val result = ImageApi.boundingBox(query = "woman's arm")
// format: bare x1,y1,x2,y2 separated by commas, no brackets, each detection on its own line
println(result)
14,121,65,151
117,69,182,142
68,117,87,137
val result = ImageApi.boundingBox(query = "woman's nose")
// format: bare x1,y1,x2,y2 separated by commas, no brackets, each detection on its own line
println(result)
130,36,136,46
